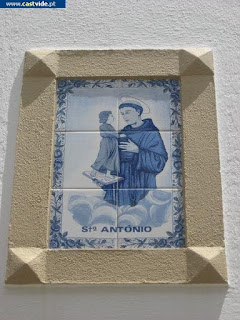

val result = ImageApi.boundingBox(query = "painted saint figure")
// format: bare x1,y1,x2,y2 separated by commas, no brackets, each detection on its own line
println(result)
104,98,168,206
91,111,119,179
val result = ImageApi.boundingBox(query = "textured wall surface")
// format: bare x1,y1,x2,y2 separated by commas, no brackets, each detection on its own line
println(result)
0,1,239,319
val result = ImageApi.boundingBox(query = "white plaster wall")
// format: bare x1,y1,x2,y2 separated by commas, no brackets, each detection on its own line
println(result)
0,1,240,319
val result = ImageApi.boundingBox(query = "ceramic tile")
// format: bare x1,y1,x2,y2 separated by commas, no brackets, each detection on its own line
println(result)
118,79,181,131
49,189,117,249
56,79,119,132
52,131,182,190
53,132,120,189
118,131,182,189
51,78,184,250
117,189,185,249
56,79,181,132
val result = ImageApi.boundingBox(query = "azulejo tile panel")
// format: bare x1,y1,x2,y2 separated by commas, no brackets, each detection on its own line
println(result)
118,79,181,131
50,189,117,249
53,132,120,189
52,131,182,189
56,80,119,132
50,79,184,249
117,189,184,249
56,79,181,132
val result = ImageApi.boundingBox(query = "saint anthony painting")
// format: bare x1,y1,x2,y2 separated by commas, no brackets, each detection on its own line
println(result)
101,97,168,207
51,79,184,249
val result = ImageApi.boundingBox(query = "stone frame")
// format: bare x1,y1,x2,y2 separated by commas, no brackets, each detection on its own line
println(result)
5,49,227,284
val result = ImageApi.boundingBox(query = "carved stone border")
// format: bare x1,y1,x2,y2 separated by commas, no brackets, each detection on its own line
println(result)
5,49,227,284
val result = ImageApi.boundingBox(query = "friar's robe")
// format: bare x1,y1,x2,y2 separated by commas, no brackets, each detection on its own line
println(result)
103,119,168,206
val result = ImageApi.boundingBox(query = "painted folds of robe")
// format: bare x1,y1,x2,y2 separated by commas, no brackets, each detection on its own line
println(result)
104,119,168,206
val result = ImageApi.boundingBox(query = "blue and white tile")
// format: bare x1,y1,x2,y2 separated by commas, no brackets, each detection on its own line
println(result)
52,131,182,189
117,189,185,249
53,132,120,189
51,78,184,251
117,131,182,189
50,189,117,249
52,132,66,189
171,131,183,187
56,79,119,132
119,79,181,131
56,79,181,132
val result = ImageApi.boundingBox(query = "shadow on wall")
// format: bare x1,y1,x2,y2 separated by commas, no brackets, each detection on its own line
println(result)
0,59,24,284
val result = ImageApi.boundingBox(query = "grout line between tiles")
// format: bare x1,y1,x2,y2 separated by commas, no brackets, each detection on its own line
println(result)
55,129,182,133
51,187,183,191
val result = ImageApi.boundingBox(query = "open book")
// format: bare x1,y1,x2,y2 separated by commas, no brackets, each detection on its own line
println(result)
82,171,124,186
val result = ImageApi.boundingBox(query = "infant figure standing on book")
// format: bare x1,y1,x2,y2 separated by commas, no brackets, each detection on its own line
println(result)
90,111,124,181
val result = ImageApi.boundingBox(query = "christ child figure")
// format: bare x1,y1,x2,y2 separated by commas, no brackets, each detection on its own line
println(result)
91,111,119,179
